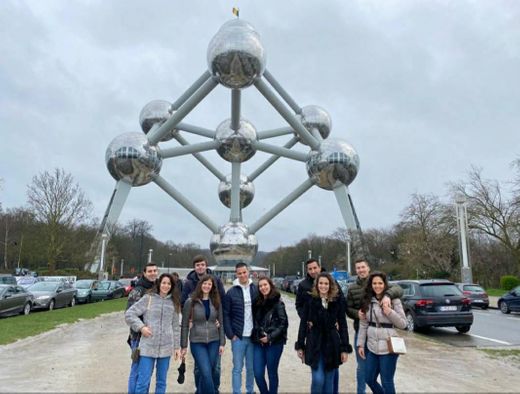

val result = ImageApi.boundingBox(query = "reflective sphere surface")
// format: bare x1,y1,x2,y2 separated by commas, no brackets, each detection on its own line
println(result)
218,174,255,208
207,19,266,89
210,222,258,263
139,100,176,141
306,138,359,190
297,105,331,144
106,132,162,186
215,119,257,162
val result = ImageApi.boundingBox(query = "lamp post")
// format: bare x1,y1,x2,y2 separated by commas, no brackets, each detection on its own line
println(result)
168,253,172,273
98,233,108,280
148,249,153,263
455,196,473,283
120,258,124,277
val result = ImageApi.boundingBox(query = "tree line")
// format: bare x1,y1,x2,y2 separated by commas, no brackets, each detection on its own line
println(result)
1,161,519,287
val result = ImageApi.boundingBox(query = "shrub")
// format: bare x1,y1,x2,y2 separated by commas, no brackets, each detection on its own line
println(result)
500,275,520,291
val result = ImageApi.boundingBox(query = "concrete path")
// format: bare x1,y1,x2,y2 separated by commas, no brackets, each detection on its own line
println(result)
0,294,519,393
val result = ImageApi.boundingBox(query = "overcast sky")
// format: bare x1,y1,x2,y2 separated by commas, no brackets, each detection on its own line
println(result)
1,0,519,252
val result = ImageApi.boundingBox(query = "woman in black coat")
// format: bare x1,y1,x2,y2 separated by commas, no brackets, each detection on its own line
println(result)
252,277,288,394
295,272,352,394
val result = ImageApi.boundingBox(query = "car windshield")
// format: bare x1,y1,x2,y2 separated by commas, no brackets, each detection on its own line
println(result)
17,278,35,285
75,281,93,289
118,279,131,285
29,282,58,291
95,282,110,290
463,285,484,292
420,284,462,297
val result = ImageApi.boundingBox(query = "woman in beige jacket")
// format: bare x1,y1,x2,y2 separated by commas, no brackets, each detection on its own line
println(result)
357,272,407,394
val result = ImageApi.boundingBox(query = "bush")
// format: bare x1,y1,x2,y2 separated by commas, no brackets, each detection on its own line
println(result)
500,275,520,291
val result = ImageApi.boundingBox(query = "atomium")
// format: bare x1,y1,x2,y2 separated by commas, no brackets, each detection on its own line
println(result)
306,138,359,190
218,174,255,208
207,19,266,89
95,16,362,273
215,118,257,162
106,132,162,186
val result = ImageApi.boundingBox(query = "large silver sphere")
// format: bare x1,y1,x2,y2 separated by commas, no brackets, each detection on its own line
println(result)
207,19,266,89
297,105,332,144
218,174,255,208
139,100,176,141
306,138,359,190
106,132,162,186
210,222,258,263
215,119,257,162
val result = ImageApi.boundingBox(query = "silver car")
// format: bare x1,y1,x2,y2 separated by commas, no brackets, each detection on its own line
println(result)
28,281,77,310
0,285,34,316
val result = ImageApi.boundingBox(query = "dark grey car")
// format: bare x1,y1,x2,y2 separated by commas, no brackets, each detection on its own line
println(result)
28,281,77,310
0,284,33,316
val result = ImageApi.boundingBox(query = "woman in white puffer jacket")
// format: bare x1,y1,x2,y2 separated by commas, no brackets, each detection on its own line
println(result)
357,272,407,394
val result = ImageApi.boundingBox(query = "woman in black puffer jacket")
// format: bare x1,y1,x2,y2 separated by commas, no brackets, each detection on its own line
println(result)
252,277,288,394
295,272,352,394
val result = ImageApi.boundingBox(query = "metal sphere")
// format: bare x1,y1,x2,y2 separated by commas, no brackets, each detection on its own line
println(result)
306,138,359,190
139,100,176,141
210,222,258,263
215,119,257,162
106,132,162,186
218,174,255,208
297,105,332,144
207,19,266,89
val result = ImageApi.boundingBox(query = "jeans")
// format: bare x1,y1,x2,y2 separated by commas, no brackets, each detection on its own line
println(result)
365,350,399,394
333,368,339,394
253,342,284,394
191,341,220,394
354,330,367,394
231,336,255,394
310,356,335,394
135,356,171,394
194,354,221,393
128,338,140,394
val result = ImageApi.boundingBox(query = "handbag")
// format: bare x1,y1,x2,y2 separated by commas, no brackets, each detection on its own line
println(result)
371,302,407,355
177,357,186,384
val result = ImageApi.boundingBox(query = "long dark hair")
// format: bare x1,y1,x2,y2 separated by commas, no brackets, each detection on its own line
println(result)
311,272,338,301
154,273,181,313
191,275,221,310
255,276,280,306
360,271,389,313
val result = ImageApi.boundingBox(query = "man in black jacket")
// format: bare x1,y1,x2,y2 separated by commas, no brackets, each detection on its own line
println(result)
181,254,225,393
126,262,158,394
346,258,403,394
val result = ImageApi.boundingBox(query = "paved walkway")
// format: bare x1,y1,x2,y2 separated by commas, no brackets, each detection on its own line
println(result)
0,294,519,393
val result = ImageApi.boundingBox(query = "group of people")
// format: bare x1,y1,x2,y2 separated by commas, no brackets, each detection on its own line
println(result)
124,255,406,394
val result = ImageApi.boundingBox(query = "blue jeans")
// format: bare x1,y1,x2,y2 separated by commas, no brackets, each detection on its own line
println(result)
128,338,140,394
194,354,221,393
310,356,335,394
191,341,220,394
333,368,339,394
365,350,399,394
355,330,367,394
253,342,284,394
135,356,171,394
231,336,255,394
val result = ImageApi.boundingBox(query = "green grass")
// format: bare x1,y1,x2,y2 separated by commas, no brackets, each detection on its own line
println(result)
0,298,127,345
485,288,507,297
480,349,520,362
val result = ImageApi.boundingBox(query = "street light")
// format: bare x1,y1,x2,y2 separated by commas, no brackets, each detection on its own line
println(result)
455,196,473,284
148,249,153,263
98,233,108,280
168,253,172,273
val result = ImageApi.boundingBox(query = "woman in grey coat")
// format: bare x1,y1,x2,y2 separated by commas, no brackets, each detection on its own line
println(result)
125,273,181,394
357,272,407,394
180,275,225,394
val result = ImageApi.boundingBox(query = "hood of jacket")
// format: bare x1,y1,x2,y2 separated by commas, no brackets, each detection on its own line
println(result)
233,278,253,288
356,275,367,286
135,276,155,290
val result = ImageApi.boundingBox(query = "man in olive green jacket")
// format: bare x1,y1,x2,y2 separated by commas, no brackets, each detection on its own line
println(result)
346,259,403,394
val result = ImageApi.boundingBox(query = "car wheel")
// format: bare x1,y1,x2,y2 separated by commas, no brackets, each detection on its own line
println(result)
405,312,416,332
456,325,471,333
70,297,76,307
499,301,510,314
22,302,31,315
48,299,55,311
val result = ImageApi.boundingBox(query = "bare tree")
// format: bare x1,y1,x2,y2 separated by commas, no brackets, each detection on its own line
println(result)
27,168,92,272
450,166,520,273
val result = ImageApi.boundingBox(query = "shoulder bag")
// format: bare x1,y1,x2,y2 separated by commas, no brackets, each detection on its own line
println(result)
371,302,407,355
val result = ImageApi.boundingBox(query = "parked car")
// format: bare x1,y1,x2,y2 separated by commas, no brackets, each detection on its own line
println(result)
455,283,489,309
395,279,473,333
117,278,135,297
271,277,284,290
290,278,304,294
0,284,33,316
90,280,125,301
73,279,98,303
282,275,299,292
28,281,77,310
498,285,520,314
0,274,17,285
